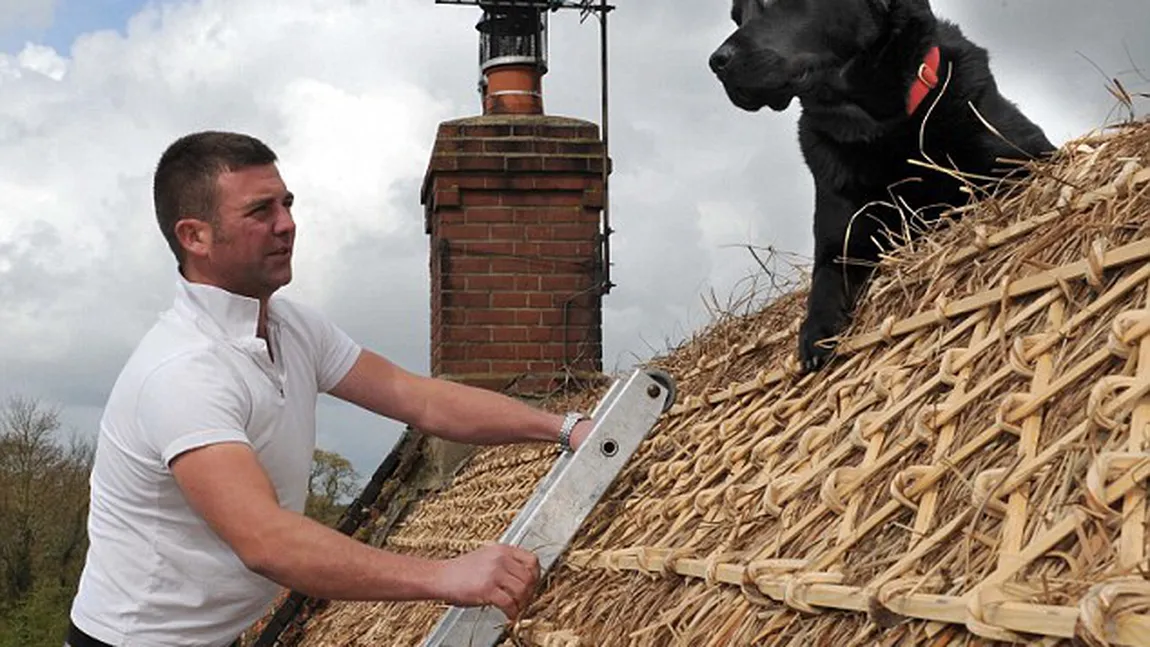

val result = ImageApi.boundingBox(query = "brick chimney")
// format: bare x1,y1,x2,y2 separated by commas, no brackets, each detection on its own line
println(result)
421,115,607,397
408,0,614,480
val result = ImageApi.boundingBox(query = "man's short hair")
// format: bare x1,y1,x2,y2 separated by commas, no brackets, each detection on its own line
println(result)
153,131,278,264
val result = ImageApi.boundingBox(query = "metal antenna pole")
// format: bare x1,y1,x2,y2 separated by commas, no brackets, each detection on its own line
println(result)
598,0,614,295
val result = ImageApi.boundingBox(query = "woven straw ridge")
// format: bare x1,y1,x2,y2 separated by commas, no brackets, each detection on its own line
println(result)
299,119,1150,647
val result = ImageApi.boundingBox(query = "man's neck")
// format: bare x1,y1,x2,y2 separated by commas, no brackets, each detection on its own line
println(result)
256,302,270,341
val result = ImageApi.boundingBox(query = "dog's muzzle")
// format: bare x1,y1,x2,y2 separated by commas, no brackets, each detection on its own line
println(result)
710,43,798,112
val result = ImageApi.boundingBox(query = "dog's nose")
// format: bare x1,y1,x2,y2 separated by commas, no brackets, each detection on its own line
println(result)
710,44,736,74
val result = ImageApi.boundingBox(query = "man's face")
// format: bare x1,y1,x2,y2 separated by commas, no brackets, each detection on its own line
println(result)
197,164,296,299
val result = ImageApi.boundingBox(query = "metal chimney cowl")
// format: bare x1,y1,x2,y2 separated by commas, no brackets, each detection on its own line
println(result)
477,4,547,114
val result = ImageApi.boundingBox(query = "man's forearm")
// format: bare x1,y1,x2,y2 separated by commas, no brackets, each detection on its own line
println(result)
250,508,540,620
330,351,585,448
415,378,565,446
251,509,442,601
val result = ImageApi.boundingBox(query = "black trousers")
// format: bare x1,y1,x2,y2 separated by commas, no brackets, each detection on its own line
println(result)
66,621,115,647
65,621,246,647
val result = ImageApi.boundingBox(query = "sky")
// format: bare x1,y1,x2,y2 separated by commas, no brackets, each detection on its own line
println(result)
1,0,1147,484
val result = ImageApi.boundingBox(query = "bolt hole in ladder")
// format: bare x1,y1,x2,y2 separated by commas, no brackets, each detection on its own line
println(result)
421,368,676,647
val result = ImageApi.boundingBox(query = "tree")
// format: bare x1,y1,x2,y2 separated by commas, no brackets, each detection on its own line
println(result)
0,396,94,646
305,449,358,527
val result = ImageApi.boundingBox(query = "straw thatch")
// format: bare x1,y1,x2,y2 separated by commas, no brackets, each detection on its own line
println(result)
296,118,1150,647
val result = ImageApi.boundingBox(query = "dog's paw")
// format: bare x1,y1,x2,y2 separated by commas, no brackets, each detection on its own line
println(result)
798,318,839,374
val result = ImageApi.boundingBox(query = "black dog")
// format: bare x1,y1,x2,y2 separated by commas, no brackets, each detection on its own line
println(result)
710,0,1054,372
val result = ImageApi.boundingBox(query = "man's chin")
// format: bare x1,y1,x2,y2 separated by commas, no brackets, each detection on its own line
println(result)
273,271,292,290
267,255,292,283
261,268,292,295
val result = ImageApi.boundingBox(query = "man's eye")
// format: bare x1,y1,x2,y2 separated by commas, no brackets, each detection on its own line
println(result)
247,204,272,218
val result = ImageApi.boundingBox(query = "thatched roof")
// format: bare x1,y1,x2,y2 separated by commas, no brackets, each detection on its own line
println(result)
297,119,1150,647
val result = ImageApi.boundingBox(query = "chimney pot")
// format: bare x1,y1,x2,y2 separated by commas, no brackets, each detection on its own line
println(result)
483,64,544,115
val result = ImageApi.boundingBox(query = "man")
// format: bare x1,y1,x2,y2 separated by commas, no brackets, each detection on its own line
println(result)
67,131,594,647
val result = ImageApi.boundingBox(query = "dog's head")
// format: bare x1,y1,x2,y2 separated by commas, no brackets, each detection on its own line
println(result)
710,0,900,112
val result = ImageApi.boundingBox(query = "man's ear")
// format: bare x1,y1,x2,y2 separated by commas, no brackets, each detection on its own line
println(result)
174,218,212,260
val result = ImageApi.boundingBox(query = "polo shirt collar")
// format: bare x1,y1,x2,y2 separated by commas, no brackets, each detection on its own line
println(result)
174,274,264,341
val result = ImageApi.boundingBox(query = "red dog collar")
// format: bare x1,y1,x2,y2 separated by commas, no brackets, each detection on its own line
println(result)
907,46,941,115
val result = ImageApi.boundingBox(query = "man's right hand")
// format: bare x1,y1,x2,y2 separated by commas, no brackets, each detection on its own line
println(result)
432,544,541,620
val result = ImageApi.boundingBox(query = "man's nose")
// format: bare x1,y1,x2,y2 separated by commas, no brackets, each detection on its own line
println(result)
275,206,296,235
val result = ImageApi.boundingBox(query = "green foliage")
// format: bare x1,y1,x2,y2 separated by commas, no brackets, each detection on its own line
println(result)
0,581,76,647
0,395,360,645
305,448,359,527
0,396,93,646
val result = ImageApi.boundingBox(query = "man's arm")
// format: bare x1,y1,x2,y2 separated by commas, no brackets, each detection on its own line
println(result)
329,350,592,448
170,442,538,618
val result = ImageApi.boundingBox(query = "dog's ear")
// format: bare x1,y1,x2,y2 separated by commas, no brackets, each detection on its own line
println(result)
887,0,936,16
878,0,936,33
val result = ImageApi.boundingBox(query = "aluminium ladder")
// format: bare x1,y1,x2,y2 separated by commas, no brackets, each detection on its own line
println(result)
421,368,676,647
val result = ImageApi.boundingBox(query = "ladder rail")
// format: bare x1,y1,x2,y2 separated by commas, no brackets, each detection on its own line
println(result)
497,375,628,540
421,368,673,647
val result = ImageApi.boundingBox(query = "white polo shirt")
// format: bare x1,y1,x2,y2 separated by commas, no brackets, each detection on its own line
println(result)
70,276,361,647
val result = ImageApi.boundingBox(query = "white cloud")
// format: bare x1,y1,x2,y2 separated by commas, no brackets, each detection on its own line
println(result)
16,41,65,78
0,0,1146,476
0,0,477,470
0,0,464,363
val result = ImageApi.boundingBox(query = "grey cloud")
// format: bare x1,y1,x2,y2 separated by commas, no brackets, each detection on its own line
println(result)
0,0,57,32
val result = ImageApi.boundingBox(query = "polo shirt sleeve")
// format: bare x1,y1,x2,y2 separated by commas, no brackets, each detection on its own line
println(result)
135,351,253,467
286,301,362,393
316,323,361,393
